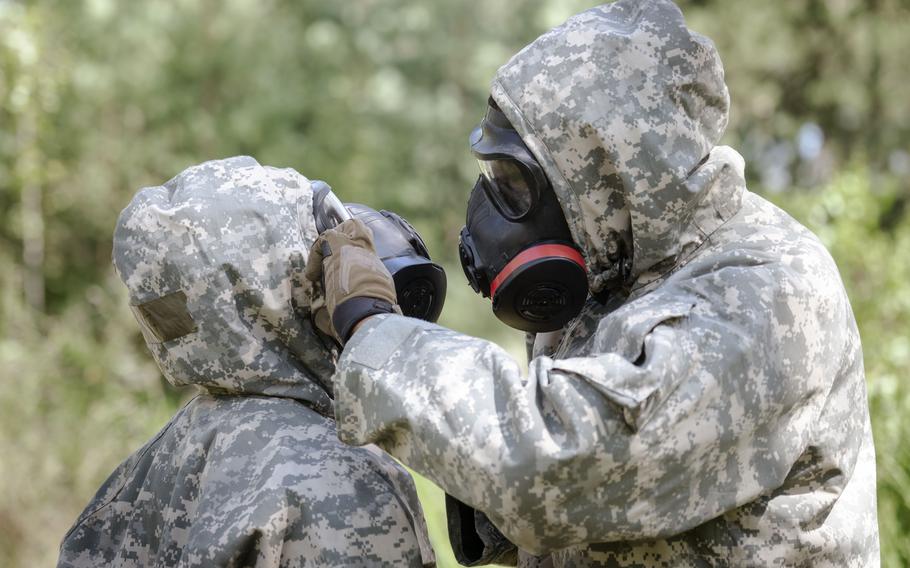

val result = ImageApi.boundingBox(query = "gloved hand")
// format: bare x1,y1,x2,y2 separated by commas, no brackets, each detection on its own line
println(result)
305,218,400,344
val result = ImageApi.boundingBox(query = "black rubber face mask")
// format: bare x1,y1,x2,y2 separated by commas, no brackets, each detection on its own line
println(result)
458,101,588,333
312,183,447,323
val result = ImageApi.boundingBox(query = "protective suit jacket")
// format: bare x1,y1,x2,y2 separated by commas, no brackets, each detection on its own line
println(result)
332,1,880,566
58,157,435,567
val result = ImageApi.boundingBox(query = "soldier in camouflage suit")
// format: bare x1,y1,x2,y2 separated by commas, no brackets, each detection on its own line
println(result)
57,156,435,567
315,0,881,566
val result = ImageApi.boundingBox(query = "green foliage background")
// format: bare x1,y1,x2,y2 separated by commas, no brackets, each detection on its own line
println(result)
1,0,908,566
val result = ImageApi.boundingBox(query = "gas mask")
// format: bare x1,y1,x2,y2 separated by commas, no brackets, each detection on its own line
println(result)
458,101,588,333
313,182,447,323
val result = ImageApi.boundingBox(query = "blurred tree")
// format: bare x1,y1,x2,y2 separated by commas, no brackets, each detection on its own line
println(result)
682,0,910,189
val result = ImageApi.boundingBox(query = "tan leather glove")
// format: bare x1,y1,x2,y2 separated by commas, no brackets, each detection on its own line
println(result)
305,218,400,343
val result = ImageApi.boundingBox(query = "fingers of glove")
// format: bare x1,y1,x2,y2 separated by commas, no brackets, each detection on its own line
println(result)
330,218,376,252
305,218,372,283
304,236,329,282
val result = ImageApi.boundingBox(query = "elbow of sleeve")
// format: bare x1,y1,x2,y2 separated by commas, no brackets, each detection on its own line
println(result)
499,519,572,557
489,481,587,555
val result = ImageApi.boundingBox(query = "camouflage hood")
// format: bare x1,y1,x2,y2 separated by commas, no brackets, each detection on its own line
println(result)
490,0,741,291
113,156,335,414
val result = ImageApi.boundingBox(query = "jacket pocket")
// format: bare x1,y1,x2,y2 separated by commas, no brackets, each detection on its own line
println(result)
550,298,695,432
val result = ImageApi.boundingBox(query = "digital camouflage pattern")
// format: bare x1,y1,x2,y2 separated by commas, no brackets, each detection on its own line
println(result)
58,156,435,567
333,1,880,566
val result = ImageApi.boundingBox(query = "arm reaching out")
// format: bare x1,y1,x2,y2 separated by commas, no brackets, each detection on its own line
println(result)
333,268,844,555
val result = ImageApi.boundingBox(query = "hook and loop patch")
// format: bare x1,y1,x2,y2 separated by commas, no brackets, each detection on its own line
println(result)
129,290,198,344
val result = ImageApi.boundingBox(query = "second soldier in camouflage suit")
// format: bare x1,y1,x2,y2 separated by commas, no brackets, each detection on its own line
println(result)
57,157,435,567
316,1,881,566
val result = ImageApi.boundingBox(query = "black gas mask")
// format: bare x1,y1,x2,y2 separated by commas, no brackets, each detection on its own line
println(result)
312,182,446,323
458,100,588,333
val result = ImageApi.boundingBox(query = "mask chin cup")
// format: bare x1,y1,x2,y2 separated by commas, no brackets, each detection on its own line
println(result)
490,244,588,333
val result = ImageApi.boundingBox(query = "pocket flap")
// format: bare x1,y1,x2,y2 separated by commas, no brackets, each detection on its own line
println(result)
597,297,694,362
551,297,695,431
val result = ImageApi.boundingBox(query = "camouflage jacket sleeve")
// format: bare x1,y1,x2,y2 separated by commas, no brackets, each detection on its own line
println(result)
334,262,848,555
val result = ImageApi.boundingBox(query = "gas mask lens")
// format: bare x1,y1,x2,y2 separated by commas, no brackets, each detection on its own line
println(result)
477,159,535,220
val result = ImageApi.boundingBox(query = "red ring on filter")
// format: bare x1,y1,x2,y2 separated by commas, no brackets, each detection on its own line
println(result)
490,244,586,298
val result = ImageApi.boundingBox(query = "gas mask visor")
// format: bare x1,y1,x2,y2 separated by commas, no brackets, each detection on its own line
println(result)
470,103,549,221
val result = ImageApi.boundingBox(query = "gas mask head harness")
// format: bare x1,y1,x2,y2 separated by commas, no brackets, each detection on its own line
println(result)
458,99,588,333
